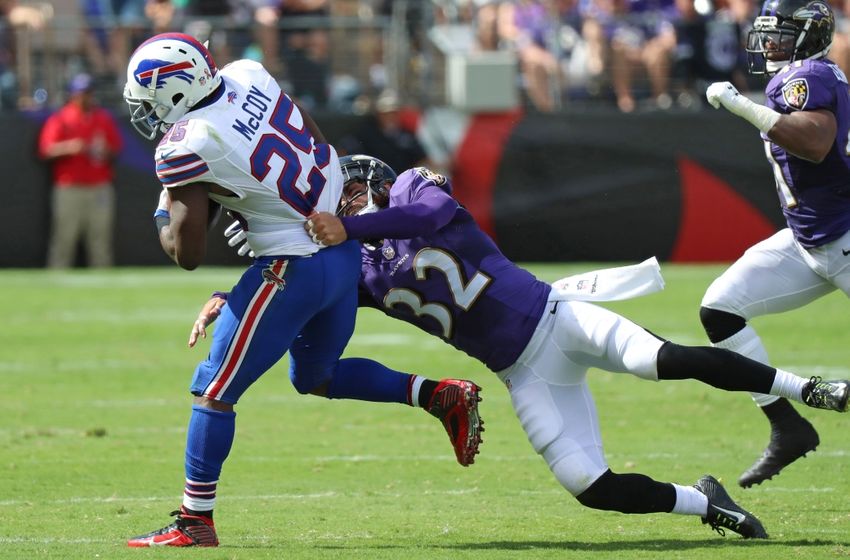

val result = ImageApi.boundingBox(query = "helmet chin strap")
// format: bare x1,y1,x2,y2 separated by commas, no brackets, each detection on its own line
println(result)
766,59,790,73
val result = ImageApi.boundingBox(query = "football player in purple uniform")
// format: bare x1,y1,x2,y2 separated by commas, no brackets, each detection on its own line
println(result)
703,0,850,488
207,154,850,539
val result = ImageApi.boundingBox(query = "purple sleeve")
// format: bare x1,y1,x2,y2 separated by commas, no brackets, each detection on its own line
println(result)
340,184,458,240
766,61,836,113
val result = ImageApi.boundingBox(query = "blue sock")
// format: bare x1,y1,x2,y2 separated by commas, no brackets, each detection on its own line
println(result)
326,358,413,404
183,405,236,512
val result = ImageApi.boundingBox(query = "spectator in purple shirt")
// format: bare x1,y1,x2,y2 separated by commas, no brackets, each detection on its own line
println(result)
500,0,561,111
212,154,850,539
703,0,850,488
609,0,679,111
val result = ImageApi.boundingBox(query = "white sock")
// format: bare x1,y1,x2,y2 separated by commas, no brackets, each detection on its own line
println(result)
769,369,808,403
408,375,426,407
671,484,709,516
713,325,778,407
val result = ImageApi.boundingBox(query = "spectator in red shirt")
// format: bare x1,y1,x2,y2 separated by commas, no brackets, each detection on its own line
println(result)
38,73,123,268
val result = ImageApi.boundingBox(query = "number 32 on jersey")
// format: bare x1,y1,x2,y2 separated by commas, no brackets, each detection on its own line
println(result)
383,248,492,339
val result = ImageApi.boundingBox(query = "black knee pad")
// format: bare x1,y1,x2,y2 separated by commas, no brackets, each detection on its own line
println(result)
699,306,746,343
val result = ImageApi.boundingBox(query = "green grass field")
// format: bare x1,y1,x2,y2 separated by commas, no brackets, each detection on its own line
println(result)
2,264,850,559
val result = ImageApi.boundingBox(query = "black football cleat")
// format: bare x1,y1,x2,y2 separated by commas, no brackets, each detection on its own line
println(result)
802,377,850,412
695,475,768,539
738,416,819,488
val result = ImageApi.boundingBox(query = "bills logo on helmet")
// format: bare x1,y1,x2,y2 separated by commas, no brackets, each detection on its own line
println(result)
782,78,809,108
134,59,194,88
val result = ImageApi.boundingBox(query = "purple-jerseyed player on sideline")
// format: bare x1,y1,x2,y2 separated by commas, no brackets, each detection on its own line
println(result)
122,34,482,548
703,0,850,488
202,155,850,539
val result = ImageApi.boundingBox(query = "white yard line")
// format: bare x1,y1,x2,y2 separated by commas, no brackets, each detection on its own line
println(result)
0,488,479,507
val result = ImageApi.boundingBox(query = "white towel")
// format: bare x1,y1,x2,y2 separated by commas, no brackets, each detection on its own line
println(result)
550,257,665,302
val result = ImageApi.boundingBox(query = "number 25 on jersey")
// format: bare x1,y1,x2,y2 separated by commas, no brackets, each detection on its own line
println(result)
249,94,330,216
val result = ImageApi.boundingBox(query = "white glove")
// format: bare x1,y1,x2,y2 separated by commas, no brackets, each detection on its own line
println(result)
705,81,744,111
705,81,780,133
224,220,255,258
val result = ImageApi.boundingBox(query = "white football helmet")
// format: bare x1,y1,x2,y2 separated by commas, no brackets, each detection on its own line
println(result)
123,33,222,140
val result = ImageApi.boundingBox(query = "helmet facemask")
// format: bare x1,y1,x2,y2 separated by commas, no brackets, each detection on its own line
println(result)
336,156,396,217
123,71,187,140
337,181,383,217
747,18,799,74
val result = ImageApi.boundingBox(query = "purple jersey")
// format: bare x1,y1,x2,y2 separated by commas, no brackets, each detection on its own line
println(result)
764,59,850,247
353,169,552,372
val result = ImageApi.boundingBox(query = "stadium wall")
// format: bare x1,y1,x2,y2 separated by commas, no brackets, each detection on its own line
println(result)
0,108,780,267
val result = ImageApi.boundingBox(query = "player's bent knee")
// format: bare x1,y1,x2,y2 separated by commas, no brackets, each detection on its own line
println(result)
544,437,608,496
289,365,334,395
656,342,697,380
290,379,317,395
699,306,746,343
549,453,608,496
575,470,619,509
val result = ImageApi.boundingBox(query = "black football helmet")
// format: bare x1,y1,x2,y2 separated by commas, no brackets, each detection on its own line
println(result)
337,154,397,216
746,0,835,74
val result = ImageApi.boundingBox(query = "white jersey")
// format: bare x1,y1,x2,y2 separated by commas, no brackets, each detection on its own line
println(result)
154,59,342,256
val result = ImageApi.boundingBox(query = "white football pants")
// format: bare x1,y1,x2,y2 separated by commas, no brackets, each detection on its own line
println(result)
496,294,664,496
701,227,850,405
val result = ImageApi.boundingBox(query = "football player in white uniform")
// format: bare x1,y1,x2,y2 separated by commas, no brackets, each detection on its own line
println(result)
122,33,482,548
704,0,850,487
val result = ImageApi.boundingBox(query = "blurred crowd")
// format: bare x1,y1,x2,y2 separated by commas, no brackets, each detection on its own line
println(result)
2,0,850,114
0,0,395,112
450,0,850,112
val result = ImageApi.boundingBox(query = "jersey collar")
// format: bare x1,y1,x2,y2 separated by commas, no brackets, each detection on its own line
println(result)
191,81,226,112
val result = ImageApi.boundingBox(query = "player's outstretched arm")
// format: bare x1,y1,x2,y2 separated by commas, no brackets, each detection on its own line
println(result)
188,293,227,347
706,81,836,162
706,81,780,133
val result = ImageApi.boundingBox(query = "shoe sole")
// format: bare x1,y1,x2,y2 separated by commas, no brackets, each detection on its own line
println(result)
739,443,818,488
459,382,483,467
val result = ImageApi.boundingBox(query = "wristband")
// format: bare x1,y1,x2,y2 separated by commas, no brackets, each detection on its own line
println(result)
211,291,229,300
743,102,781,133
733,97,781,133
154,209,171,233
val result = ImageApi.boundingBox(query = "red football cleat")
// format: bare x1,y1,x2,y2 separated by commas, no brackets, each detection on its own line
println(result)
426,379,483,467
127,508,218,547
